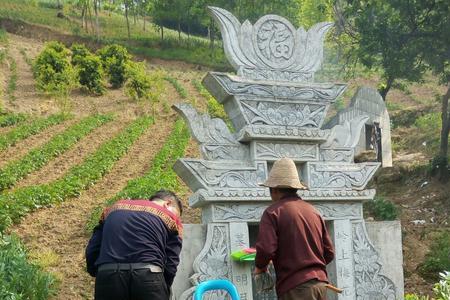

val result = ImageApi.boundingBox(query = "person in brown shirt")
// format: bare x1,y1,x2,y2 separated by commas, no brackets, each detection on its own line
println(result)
254,158,335,300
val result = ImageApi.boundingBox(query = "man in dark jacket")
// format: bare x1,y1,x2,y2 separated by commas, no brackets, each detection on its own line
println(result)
254,158,335,300
85,190,183,300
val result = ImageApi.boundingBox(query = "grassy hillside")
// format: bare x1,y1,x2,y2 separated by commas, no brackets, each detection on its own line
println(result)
0,0,229,69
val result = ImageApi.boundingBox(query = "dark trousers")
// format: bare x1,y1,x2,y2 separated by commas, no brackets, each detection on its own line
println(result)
95,268,169,300
280,280,328,300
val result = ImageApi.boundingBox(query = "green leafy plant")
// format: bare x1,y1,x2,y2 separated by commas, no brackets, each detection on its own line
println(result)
70,43,91,66
404,271,450,300
125,63,165,117
363,196,398,221
33,41,77,97
0,234,56,300
0,112,27,127
433,271,450,300
98,44,131,88
6,55,17,101
0,114,113,191
164,75,187,99
0,116,154,232
419,231,450,280
76,54,106,95
0,114,67,151
192,79,233,130
87,118,189,231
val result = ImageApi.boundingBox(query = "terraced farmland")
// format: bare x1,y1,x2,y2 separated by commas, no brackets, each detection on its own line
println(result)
0,33,208,299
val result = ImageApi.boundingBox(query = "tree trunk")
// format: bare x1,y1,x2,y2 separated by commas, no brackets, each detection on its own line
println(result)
143,11,146,31
178,21,181,42
94,0,100,40
161,26,164,41
379,76,394,101
88,1,95,35
438,84,450,182
209,17,215,51
124,1,130,39
81,6,86,31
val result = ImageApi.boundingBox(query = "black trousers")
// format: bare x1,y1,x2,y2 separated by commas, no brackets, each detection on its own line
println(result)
95,268,169,300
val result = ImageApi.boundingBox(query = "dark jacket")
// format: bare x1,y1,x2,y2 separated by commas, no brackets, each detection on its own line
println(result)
85,199,183,287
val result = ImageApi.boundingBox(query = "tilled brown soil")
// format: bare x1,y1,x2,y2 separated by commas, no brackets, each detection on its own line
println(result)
0,118,77,168
15,117,130,188
10,115,175,300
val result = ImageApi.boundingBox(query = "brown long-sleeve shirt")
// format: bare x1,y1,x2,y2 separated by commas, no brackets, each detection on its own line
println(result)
255,195,335,297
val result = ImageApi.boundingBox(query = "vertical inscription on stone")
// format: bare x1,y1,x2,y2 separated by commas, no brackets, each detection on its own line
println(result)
333,220,355,300
229,223,254,300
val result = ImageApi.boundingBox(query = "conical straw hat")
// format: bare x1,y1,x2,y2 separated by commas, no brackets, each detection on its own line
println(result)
260,158,307,190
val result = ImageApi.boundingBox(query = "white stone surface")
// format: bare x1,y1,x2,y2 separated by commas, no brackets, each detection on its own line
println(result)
366,221,404,300
171,7,401,300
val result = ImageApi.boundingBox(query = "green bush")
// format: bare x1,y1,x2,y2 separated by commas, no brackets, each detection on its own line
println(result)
70,43,91,66
125,63,165,116
33,41,77,96
164,76,188,99
98,44,131,88
364,196,398,221
0,114,67,151
0,234,56,300
415,112,441,134
87,118,189,231
77,54,106,95
0,116,153,232
0,112,27,127
434,271,450,300
70,44,106,95
0,114,112,191
419,231,450,280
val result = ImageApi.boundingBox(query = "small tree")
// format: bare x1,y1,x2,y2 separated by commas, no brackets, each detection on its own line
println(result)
98,44,131,88
71,43,106,96
77,54,106,96
33,41,77,98
125,62,165,118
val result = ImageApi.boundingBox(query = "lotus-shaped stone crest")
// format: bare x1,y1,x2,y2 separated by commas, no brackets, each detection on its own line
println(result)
209,6,333,82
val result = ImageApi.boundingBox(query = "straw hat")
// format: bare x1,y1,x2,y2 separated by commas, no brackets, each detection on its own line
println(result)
260,158,307,190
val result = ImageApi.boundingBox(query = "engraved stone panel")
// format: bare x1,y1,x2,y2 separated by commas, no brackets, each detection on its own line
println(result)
320,148,354,163
174,160,267,192
254,142,318,161
352,221,396,300
305,162,380,190
205,73,347,101
238,125,329,142
241,100,326,128
314,203,362,220
208,6,333,82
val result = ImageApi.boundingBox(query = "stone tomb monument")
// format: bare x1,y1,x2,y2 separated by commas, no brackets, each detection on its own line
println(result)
171,7,403,300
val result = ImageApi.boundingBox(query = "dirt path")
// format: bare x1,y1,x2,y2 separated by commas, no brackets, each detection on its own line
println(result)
10,115,175,300
170,70,208,113
4,34,46,114
0,118,77,168
15,117,130,188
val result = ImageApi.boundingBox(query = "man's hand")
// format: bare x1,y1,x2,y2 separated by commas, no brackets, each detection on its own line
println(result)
254,266,267,275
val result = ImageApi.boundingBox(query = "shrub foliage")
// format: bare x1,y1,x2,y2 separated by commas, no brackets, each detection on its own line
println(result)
0,234,56,300
33,42,77,96
98,44,131,88
71,44,106,95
